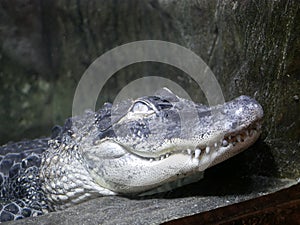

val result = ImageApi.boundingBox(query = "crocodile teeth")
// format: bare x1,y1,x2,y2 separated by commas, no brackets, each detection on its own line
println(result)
236,135,241,142
214,143,218,148
222,140,229,147
166,153,170,158
160,156,165,160
187,149,192,155
245,130,249,136
195,149,201,158
205,146,210,154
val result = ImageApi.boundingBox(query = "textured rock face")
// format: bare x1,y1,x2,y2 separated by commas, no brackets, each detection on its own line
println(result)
4,177,296,225
0,0,299,224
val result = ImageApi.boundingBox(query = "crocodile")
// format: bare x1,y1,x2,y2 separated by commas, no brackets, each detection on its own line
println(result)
0,88,263,222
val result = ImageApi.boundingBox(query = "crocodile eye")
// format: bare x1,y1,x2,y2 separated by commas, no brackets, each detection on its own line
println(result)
132,102,150,112
131,101,153,113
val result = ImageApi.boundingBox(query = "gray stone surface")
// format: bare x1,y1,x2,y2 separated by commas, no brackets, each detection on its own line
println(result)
5,177,297,225
0,0,299,224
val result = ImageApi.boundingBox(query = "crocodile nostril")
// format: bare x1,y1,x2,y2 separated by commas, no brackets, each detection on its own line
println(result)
231,122,238,129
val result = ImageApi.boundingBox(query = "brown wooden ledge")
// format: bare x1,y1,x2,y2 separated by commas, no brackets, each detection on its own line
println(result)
163,183,300,225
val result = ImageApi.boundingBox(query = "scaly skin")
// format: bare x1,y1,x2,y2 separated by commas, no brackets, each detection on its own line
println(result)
0,88,263,222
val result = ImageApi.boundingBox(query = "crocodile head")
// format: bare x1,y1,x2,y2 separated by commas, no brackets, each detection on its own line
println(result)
41,88,263,208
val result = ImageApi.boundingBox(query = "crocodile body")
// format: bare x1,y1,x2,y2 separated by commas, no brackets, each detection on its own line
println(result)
0,88,263,222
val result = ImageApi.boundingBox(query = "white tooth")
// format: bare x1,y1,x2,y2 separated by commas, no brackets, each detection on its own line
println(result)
237,135,241,142
160,155,165,160
222,140,228,147
187,149,192,155
205,146,210,154
192,157,199,164
166,153,170,158
228,136,232,140
245,130,249,136
214,143,218,148
195,149,201,158
149,158,153,162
